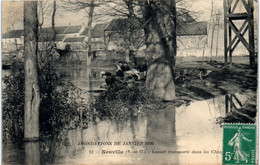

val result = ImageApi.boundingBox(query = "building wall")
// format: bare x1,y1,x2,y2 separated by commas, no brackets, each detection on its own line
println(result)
177,35,207,57
92,42,105,50
63,42,88,50
59,50,92,65
2,37,23,51
134,35,207,58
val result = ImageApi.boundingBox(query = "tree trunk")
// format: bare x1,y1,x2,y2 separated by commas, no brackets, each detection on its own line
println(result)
215,18,220,57
87,0,95,65
125,0,134,63
24,1,40,140
209,1,214,61
141,0,177,101
38,2,45,65
51,0,57,43
38,26,45,67
210,25,215,61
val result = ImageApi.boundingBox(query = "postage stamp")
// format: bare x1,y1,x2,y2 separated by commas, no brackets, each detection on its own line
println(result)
223,124,256,165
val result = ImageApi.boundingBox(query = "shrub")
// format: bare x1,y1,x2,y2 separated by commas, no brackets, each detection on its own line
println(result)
91,84,164,120
2,62,25,141
2,48,92,142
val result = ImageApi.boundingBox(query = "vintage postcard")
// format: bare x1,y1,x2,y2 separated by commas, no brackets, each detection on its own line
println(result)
1,0,258,164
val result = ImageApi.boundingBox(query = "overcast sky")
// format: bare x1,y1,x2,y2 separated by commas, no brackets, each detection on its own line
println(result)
2,0,256,33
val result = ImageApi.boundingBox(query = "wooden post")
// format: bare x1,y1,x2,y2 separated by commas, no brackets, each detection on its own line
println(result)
87,0,95,65
248,0,255,68
225,95,229,113
224,0,228,66
230,95,233,111
228,1,232,68
224,0,255,68
24,1,40,141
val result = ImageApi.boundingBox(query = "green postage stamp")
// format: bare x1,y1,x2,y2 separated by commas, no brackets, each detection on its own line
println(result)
223,124,256,165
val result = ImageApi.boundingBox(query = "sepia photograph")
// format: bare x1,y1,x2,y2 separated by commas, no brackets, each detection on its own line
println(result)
1,0,258,164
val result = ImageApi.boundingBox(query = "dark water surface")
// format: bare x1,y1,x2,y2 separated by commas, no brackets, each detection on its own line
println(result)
2,65,251,165
59,65,115,91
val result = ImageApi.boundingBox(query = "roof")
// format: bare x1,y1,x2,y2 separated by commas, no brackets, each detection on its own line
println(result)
56,35,66,41
92,23,108,38
80,23,108,38
39,32,53,42
3,25,83,39
63,25,82,34
105,17,207,36
105,10,198,32
105,18,141,32
55,26,69,34
2,29,23,38
177,21,207,36
64,36,86,42
39,31,66,42
79,28,89,36
40,26,69,35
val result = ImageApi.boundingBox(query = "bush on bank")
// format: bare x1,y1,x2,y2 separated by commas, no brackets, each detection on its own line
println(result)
91,84,164,120
2,49,93,142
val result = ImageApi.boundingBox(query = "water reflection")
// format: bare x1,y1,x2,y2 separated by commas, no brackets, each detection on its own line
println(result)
25,142,40,165
224,94,244,113
59,65,114,91
36,96,225,165
142,104,178,164
2,63,256,164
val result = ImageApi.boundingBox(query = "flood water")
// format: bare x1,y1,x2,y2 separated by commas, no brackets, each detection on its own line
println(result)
2,65,252,164
59,65,115,92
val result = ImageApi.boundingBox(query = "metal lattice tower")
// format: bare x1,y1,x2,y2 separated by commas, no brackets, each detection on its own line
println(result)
224,0,255,68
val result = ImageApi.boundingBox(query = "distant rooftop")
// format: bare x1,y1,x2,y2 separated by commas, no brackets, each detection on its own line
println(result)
3,25,83,39
92,23,109,38
105,18,141,32
64,36,86,42
104,16,207,36
80,23,108,38
2,29,23,38
2,15,207,41
56,35,66,42
55,26,68,34
39,32,66,42
63,25,82,34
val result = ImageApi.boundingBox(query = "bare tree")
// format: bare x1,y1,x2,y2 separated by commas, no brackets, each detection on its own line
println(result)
51,0,57,43
124,0,134,49
209,1,215,61
3,5,23,51
100,0,198,64
215,10,221,57
24,1,40,140
37,1,52,63
87,0,95,62
38,1,51,32
3,6,23,31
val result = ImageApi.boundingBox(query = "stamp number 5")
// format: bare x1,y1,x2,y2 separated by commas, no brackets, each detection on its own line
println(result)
225,152,231,161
